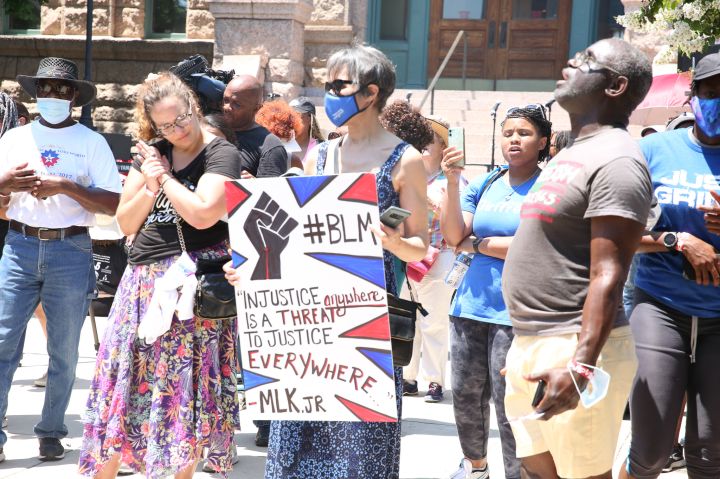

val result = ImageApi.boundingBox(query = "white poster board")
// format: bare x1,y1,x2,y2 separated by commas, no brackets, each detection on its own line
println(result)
226,173,397,422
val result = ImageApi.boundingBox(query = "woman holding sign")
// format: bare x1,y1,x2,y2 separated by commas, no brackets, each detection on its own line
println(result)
227,45,428,478
79,73,241,479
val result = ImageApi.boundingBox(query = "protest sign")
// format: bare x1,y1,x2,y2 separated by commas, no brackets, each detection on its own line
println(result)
226,173,397,422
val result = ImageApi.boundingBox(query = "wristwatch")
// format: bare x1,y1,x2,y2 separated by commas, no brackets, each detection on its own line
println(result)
663,232,679,251
472,236,483,254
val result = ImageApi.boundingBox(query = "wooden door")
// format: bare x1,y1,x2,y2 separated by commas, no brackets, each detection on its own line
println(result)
427,0,501,79
494,0,572,80
427,0,572,81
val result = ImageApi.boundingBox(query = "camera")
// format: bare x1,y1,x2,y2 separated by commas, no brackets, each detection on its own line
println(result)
169,55,234,115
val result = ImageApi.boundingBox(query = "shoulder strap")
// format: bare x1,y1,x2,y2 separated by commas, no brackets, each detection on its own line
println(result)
478,166,508,199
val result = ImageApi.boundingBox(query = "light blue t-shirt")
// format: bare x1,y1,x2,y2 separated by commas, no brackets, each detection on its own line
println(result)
449,169,537,325
636,128,720,317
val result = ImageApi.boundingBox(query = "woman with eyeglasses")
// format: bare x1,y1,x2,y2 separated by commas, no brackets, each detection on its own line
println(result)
79,72,241,479
440,105,551,479
255,44,428,479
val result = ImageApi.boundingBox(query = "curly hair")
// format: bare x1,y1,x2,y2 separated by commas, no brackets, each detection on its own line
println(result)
379,100,434,153
134,72,200,142
501,105,553,162
255,100,303,141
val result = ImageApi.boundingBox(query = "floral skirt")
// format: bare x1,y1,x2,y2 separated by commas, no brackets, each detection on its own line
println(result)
78,245,239,479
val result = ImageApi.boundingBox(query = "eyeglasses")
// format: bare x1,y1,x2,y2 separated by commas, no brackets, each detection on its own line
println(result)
36,80,75,97
155,112,193,136
570,51,621,76
324,79,357,96
506,103,548,121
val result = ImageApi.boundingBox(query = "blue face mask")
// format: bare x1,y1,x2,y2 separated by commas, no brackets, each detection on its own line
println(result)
690,96,720,138
324,90,370,127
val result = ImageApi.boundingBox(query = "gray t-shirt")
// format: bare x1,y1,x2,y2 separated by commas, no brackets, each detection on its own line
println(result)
502,127,653,336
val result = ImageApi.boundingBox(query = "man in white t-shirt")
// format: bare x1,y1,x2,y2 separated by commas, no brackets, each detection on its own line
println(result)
0,57,122,463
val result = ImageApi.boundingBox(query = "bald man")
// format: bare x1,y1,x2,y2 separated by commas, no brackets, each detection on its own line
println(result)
223,75,288,178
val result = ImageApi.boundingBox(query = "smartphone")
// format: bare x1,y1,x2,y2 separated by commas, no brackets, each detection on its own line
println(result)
379,206,412,228
448,127,465,167
531,380,546,408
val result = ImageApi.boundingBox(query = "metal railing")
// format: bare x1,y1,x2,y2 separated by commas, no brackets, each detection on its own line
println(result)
418,30,467,114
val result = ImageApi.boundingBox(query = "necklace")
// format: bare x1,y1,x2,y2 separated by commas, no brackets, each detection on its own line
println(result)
504,168,541,201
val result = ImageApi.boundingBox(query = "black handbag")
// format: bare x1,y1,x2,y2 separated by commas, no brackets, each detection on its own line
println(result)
194,256,236,320
176,220,237,320
387,277,428,368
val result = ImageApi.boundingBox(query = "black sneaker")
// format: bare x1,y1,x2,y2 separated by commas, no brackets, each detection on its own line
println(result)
663,444,686,472
0,447,4,463
425,382,444,403
402,380,418,396
255,424,270,447
38,437,65,461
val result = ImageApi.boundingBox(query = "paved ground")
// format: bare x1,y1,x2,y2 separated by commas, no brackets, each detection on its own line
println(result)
0,317,689,478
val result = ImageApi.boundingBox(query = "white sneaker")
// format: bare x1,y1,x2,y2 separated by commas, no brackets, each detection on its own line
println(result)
449,458,489,479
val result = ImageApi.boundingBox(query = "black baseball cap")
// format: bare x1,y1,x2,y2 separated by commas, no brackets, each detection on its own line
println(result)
289,96,316,114
693,52,720,81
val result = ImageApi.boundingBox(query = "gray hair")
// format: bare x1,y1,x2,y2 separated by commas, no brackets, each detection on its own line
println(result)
604,38,652,115
327,44,396,110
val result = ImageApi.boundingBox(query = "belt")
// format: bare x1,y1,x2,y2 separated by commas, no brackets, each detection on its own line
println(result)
9,220,88,241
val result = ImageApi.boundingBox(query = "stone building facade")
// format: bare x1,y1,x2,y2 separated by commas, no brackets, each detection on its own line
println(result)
0,0,367,135
0,0,670,137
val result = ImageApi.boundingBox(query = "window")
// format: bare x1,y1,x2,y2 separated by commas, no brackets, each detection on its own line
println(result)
3,0,41,34
442,0,485,20
147,0,187,37
511,0,559,19
380,0,408,41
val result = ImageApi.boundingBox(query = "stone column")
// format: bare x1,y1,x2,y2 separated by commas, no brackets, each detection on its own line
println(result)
208,0,313,98
187,0,215,39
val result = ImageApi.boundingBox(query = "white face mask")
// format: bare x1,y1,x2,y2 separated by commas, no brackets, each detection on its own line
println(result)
36,97,71,125
568,362,611,408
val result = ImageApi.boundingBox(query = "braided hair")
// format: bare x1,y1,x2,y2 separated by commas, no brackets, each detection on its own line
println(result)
0,92,19,138
501,105,553,162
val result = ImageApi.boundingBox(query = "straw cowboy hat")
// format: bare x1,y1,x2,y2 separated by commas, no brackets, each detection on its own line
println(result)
17,57,96,107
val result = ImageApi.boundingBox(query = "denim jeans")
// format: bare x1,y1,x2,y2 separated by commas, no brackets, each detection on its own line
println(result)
0,229,94,445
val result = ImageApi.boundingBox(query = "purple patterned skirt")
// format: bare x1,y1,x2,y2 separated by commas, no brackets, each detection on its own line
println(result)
78,245,239,478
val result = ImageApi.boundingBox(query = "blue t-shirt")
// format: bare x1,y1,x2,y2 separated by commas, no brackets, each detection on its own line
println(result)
449,169,537,325
636,128,720,317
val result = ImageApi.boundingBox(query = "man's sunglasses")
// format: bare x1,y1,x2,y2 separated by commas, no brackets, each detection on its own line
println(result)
570,51,622,76
506,103,548,121
36,81,75,97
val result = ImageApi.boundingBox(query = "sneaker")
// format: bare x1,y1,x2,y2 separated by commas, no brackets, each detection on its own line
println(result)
663,444,686,472
38,437,65,461
34,371,48,388
449,458,489,479
0,447,4,463
425,382,444,403
255,424,270,447
402,380,418,396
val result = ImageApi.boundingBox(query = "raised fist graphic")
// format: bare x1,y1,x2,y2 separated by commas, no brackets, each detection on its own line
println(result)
243,192,298,280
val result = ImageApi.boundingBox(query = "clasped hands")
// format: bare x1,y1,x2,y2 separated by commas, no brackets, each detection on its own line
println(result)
136,141,171,193
0,162,66,199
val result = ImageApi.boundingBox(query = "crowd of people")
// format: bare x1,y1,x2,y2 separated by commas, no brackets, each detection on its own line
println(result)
0,36,718,479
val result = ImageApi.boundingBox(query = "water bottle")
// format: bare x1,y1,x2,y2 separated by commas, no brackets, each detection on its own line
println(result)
445,252,472,288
